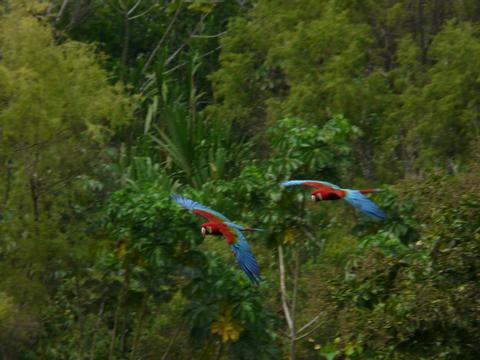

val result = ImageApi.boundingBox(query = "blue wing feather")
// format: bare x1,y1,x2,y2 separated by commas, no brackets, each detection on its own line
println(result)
344,190,386,220
171,193,231,222
229,227,261,284
281,180,341,189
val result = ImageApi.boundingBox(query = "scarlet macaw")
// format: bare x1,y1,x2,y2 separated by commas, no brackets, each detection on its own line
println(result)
171,193,261,284
281,180,386,220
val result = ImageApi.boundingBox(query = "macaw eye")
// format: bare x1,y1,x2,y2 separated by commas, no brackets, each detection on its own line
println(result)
207,226,213,234
317,193,323,200
201,227,206,236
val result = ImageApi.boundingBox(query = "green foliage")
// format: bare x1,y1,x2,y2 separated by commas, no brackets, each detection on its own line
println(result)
0,3,131,358
184,255,279,359
2,0,480,359
328,171,480,359
210,0,480,178
267,115,361,177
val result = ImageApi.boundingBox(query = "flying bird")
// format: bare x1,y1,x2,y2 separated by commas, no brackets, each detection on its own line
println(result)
171,193,261,283
281,180,386,220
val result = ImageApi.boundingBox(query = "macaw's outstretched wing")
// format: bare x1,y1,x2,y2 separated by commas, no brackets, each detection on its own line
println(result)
281,180,341,190
219,225,261,284
171,193,231,223
344,190,386,220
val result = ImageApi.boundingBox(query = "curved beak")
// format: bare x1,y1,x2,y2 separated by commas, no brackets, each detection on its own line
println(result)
311,194,317,202
201,227,206,237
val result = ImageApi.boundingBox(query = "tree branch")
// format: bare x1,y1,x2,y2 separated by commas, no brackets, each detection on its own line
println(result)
55,0,70,23
297,314,320,335
127,0,143,16
128,3,157,20
289,247,301,360
295,323,322,342
164,12,209,66
143,1,183,71
291,248,299,325
162,45,222,75
161,325,182,360
278,244,294,332
191,31,227,38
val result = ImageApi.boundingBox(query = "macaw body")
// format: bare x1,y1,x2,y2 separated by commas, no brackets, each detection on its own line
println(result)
311,188,343,201
281,180,386,220
200,222,260,240
171,193,261,283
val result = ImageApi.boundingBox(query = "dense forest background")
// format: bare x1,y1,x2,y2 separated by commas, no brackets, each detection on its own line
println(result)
1,0,479,359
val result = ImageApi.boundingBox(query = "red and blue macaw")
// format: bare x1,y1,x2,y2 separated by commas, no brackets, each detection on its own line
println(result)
281,180,386,220
171,193,261,284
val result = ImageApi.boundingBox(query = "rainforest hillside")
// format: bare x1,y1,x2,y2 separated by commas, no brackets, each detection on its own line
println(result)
0,1,479,359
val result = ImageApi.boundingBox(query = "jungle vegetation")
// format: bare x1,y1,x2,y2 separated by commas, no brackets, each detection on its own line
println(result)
0,0,479,359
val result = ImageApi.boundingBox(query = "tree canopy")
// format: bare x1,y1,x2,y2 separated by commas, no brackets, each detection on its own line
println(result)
1,1,479,359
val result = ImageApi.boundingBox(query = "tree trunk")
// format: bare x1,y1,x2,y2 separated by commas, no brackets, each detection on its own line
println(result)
121,4,131,82
215,342,224,360
417,0,427,64
108,293,123,360
129,297,147,360
29,150,40,235
1,158,12,216
119,267,131,353
90,296,106,359
278,244,298,360
109,260,130,359
289,248,300,360
75,275,86,360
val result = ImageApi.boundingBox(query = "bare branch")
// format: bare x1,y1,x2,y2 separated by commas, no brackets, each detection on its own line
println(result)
278,244,294,332
128,3,157,20
161,325,182,360
191,31,227,38
55,0,70,23
295,323,322,342
127,0,143,16
164,12,209,66
64,1,102,31
46,1,56,16
162,45,221,75
289,247,301,359
297,314,320,335
143,1,183,71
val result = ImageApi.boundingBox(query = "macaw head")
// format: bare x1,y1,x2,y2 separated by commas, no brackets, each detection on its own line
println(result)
200,225,214,237
311,190,323,202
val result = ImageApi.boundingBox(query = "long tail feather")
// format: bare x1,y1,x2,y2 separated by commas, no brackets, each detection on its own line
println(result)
242,227,263,232
344,190,386,220
359,188,384,194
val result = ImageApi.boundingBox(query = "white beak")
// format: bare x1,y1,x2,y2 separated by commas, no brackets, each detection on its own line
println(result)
201,227,206,237
311,194,317,202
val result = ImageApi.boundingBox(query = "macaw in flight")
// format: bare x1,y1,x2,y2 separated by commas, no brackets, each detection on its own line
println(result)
171,193,261,284
281,180,386,220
